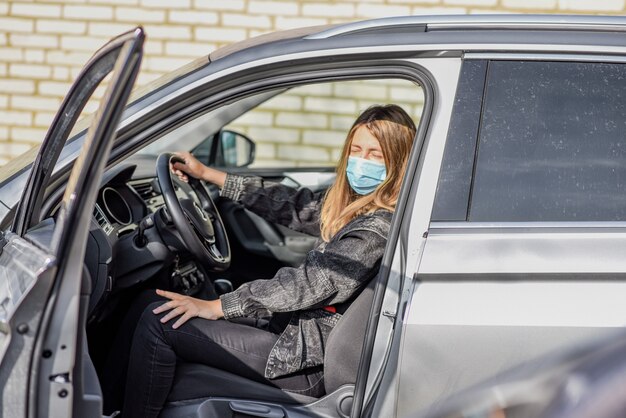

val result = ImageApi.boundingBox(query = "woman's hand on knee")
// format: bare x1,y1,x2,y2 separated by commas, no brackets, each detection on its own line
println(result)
153,289,224,329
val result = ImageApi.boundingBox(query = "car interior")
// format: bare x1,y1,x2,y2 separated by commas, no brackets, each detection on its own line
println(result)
31,78,423,417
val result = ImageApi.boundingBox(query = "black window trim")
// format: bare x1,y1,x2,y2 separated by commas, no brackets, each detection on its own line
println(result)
431,58,488,222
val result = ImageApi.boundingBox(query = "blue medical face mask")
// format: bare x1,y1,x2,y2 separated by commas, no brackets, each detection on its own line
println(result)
346,156,387,195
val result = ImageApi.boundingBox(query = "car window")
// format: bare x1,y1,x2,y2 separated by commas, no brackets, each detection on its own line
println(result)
226,79,423,168
435,60,626,223
138,78,423,171
471,61,626,222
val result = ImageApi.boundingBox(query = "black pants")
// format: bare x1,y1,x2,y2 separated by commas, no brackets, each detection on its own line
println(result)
122,302,324,418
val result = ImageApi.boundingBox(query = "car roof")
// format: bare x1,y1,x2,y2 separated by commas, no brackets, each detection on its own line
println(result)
209,14,626,67
308,14,626,38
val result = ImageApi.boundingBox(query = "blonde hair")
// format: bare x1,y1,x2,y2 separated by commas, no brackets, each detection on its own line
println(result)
320,105,416,241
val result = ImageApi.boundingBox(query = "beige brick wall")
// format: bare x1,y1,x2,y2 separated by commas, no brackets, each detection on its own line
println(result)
1,0,624,165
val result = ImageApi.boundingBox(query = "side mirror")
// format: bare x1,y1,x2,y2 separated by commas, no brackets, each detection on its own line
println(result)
191,129,256,168
215,129,255,168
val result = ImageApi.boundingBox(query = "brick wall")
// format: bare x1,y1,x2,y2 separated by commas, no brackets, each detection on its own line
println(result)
1,0,624,165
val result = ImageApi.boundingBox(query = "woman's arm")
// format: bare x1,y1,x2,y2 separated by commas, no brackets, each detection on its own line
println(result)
171,151,323,236
221,174,323,236
147,227,384,327
219,223,388,319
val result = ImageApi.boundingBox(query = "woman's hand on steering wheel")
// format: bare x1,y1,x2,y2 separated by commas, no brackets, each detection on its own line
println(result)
153,289,224,329
170,151,205,183
170,151,227,188
157,152,231,271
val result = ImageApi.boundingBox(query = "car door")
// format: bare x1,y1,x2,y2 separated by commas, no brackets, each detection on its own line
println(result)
0,28,143,418
390,57,626,417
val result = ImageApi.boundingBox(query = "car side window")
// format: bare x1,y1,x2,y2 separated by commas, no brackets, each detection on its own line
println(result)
138,78,423,173
225,79,423,168
434,60,626,222
471,61,626,222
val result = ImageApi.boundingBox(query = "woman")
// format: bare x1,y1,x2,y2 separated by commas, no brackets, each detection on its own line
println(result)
122,104,416,417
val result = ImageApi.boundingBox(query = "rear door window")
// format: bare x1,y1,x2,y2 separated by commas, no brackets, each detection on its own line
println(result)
469,61,626,222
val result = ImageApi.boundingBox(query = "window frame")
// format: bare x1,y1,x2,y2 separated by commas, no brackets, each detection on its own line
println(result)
432,54,626,227
221,78,424,170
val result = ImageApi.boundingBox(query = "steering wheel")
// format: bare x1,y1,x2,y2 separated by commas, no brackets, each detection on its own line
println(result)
156,153,231,272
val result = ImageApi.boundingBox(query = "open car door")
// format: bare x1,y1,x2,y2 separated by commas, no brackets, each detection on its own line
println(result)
0,28,143,418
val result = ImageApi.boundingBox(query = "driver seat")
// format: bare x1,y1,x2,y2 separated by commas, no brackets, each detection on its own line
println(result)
160,277,377,417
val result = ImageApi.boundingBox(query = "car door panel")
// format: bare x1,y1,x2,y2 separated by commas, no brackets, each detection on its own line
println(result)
0,233,56,418
218,200,318,288
219,204,318,264
216,167,333,279
400,322,611,417
404,235,626,418
398,227,626,417
0,28,143,418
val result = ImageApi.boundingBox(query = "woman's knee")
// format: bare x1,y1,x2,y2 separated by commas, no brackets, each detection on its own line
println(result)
135,302,167,342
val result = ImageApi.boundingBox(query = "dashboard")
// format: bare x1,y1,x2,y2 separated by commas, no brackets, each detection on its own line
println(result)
91,155,172,239
85,158,209,321
93,179,150,238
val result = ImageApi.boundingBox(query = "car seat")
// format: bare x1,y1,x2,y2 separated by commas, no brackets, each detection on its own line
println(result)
160,276,378,418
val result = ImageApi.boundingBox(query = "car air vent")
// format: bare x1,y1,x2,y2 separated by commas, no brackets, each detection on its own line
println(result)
130,179,160,201
129,179,164,213
93,205,114,235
